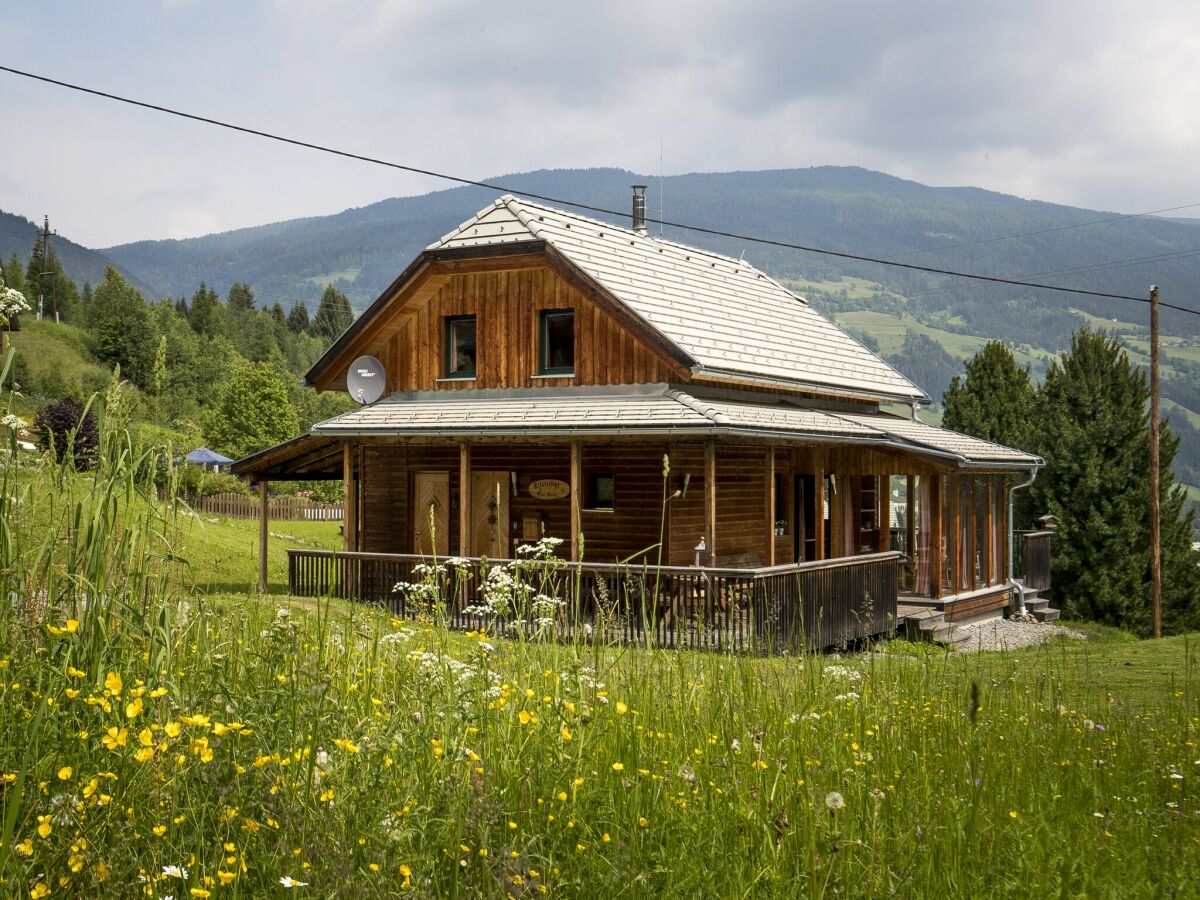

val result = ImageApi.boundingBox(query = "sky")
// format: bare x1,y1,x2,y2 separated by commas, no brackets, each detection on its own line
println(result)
1,1,1197,248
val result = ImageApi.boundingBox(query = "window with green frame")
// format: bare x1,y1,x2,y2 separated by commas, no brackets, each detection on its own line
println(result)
444,315,477,378
538,308,575,375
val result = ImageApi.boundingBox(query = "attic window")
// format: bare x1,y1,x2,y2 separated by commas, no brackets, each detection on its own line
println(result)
539,309,575,375
444,315,476,379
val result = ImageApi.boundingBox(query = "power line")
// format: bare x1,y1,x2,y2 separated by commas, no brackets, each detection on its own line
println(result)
3,63,1198,317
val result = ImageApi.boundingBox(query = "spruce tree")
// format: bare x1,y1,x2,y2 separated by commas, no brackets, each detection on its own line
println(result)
91,268,154,386
943,341,1036,451
287,300,310,335
188,283,225,338
227,282,256,312
1029,328,1199,634
311,285,353,340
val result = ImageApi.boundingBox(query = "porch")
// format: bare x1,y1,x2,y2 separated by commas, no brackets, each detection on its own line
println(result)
286,548,900,653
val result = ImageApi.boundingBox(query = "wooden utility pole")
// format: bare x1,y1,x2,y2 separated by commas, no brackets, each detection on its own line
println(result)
1150,285,1162,638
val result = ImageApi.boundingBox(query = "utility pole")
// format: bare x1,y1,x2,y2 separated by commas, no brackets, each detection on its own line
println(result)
1150,284,1162,639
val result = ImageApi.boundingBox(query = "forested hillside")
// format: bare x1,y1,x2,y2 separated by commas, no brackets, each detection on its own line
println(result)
4,166,1199,516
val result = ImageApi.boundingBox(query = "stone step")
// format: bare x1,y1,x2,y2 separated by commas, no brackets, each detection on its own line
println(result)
900,608,946,642
1024,596,1050,613
1032,607,1061,623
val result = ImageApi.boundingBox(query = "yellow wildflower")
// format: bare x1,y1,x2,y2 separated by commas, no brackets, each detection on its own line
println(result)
217,871,236,886
615,702,629,715
612,762,625,772
30,882,50,898
153,825,167,837
37,815,52,838
125,697,144,720
57,766,72,781
104,672,123,697
64,619,79,633
149,686,168,698
15,838,33,856
399,865,412,889
67,667,85,679
333,738,359,754
101,726,128,750
64,689,79,699
180,713,210,728
164,721,181,738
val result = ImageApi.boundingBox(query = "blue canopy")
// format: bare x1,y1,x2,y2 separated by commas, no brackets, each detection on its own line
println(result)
185,447,234,466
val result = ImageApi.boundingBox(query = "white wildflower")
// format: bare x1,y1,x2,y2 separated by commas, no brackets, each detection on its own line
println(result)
162,864,189,879
825,791,845,811
280,875,309,888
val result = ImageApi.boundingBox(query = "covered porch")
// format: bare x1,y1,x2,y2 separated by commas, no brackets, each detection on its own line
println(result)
232,387,1041,649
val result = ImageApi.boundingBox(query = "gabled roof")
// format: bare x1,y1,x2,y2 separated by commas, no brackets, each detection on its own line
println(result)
283,385,1040,470
305,195,926,403
426,196,925,402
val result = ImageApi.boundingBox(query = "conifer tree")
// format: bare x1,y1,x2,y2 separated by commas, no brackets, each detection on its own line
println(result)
227,282,256,312
311,285,353,340
188,283,225,338
90,268,154,386
943,341,1036,451
1029,328,1199,634
287,299,310,335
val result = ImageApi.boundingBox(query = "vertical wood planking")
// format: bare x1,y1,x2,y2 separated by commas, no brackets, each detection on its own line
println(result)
879,477,890,552
931,475,943,599
950,474,960,593
985,477,994,585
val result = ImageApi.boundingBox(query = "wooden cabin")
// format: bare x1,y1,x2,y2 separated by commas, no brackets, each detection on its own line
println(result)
233,192,1043,647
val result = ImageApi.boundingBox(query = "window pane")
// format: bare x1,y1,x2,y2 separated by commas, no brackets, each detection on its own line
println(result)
447,317,476,376
975,477,988,585
542,310,574,373
587,474,614,509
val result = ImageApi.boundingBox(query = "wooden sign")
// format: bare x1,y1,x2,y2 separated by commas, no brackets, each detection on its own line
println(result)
522,513,542,541
528,479,570,500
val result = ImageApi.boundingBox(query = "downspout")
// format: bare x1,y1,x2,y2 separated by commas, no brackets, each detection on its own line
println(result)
1008,467,1038,615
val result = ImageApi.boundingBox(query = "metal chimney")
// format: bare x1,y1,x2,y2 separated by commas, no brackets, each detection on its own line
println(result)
631,184,648,235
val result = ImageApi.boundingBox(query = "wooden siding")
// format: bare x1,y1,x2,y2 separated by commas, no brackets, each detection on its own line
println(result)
387,267,685,392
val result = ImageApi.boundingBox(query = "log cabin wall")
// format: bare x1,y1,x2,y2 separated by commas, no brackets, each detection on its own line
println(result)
387,267,684,392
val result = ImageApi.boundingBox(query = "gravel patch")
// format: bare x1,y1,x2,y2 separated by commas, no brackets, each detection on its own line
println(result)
953,616,1086,653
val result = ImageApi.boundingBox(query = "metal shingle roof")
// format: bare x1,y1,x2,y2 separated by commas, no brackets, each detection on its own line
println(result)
428,196,925,402
309,387,1038,468
836,412,1042,466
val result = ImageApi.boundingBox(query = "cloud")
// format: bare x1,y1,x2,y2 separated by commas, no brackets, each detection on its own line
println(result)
1,0,1198,246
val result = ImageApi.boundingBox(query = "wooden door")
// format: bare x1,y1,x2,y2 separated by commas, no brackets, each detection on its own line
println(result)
412,472,450,556
471,471,510,559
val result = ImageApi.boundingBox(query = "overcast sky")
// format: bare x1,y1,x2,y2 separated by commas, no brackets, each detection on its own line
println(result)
1,1,1197,248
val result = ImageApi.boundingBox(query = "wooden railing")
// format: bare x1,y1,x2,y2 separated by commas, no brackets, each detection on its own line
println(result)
287,549,901,654
192,492,343,521
1015,530,1052,592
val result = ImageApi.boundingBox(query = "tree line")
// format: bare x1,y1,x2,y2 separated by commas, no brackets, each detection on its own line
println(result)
944,334,1199,636
0,248,357,479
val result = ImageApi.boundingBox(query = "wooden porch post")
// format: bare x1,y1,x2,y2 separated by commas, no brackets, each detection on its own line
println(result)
950,475,960,594
704,439,717,566
765,447,776,566
342,444,357,552
985,477,994,585
969,478,977,592
829,474,841,558
257,480,269,594
879,476,890,552
815,460,826,561
459,443,471,557
570,441,582,562
931,475,943,599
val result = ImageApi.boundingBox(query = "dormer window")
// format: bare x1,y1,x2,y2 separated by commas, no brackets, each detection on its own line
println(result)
444,315,476,379
539,308,575,375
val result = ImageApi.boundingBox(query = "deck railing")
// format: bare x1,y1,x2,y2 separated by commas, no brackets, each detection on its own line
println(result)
287,549,900,653
1015,530,1053,592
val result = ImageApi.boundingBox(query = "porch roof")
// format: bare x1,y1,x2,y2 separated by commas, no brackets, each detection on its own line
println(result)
233,386,1040,478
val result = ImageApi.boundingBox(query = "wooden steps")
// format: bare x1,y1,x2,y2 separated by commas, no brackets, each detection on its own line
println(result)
1020,589,1061,623
897,604,969,646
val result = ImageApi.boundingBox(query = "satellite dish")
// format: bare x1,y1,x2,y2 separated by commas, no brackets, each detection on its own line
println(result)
347,355,386,405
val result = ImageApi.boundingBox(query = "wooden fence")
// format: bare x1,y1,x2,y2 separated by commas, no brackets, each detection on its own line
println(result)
1014,531,1052,592
193,493,343,521
287,549,900,653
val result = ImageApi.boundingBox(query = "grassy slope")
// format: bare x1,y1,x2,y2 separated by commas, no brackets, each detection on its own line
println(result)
3,320,112,415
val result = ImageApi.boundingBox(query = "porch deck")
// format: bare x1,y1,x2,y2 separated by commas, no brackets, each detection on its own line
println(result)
287,549,901,654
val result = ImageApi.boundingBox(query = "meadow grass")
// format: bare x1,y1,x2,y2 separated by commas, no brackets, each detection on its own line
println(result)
0,374,1197,898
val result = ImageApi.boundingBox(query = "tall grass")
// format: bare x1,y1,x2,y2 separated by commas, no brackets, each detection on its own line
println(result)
0,358,1196,897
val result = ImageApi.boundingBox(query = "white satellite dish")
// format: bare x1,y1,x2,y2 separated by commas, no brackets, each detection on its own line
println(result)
347,355,386,405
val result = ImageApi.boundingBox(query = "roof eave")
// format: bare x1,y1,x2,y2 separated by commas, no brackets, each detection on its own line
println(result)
691,365,928,405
